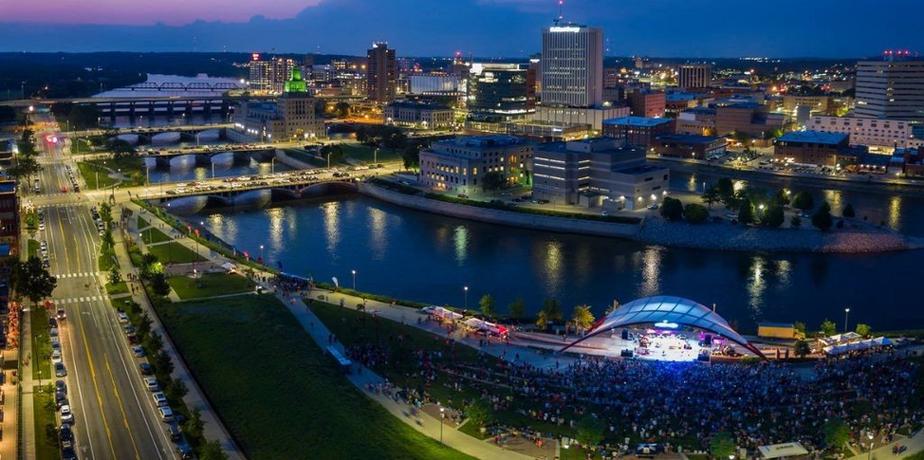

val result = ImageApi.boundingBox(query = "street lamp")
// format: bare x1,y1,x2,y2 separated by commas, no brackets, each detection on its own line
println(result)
439,406,445,445
351,269,357,290
844,307,851,333
866,430,875,460
463,285,469,309
259,244,265,262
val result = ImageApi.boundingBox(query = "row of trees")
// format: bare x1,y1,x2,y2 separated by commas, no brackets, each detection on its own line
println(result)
699,178,850,231
476,295,597,333
8,128,42,181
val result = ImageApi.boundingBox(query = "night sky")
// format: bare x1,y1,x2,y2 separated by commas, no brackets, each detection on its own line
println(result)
1,0,922,57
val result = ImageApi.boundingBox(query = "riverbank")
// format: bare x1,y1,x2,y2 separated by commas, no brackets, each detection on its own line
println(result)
360,180,920,254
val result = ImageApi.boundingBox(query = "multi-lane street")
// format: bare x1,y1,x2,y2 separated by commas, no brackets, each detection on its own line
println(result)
30,116,178,460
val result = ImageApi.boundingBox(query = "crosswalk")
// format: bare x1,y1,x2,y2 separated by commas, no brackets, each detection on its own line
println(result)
54,272,102,279
57,296,104,304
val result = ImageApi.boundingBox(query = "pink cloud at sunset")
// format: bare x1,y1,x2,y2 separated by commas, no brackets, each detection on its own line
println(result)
0,0,323,25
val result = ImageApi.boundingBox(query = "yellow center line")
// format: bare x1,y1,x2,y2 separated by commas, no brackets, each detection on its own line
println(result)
76,308,119,460
104,358,143,460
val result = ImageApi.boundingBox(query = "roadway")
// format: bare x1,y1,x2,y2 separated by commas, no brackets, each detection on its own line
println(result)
30,113,179,460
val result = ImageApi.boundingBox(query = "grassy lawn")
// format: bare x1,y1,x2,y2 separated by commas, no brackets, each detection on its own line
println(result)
168,273,255,300
140,226,173,245
154,294,473,460
34,384,60,460
106,281,129,296
147,241,206,265
341,144,401,164
137,216,150,230
560,446,601,460
77,156,145,190
30,308,53,380
28,239,40,258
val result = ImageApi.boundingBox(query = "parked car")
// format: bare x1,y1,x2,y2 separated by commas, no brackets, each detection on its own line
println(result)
139,362,153,375
152,392,168,407
144,376,160,392
56,379,67,394
60,405,74,424
158,406,174,422
165,423,182,442
61,446,78,460
132,345,146,357
51,350,62,364
55,362,67,377
59,424,74,448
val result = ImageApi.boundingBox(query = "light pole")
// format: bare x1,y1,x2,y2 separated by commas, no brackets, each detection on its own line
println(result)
271,157,276,175
463,285,469,309
844,307,851,334
439,407,445,445
259,244,265,262
866,430,874,460
351,269,356,290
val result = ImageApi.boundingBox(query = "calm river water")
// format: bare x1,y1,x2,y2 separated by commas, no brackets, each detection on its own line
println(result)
200,174,924,333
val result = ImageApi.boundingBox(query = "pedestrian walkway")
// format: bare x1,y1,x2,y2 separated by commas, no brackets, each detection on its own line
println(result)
279,292,534,460
0,348,20,460
20,308,36,460
115,205,245,460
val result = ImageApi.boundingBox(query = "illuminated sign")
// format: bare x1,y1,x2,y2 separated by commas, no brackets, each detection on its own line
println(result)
549,26,581,33
654,321,679,329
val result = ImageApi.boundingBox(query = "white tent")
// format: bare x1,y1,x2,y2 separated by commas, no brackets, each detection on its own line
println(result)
463,318,508,336
422,306,463,321
823,336,892,356
758,442,809,459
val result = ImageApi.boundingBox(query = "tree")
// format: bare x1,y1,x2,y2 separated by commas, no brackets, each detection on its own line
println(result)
481,171,506,192
820,319,837,337
154,350,174,376
761,205,785,228
574,414,606,448
401,144,420,170
794,339,811,358
508,298,525,320
660,197,684,221
737,198,755,225
320,144,344,165
107,139,136,158
479,294,495,319
137,313,152,338
709,432,736,459
165,377,188,402
541,299,563,323
333,102,351,118
108,266,122,285
199,440,229,460
842,203,856,219
812,202,833,231
183,408,205,441
794,321,806,335
716,177,735,204
701,186,721,209
465,399,492,429
822,418,850,451
149,272,171,297
683,203,709,224
855,323,872,337
535,310,550,331
773,189,791,207
571,305,595,332
7,155,42,181
791,191,814,212
12,257,57,305
790,215,802,228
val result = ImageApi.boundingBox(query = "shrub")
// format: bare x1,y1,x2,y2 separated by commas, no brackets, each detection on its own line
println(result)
660,197,684,221
683,203,709,224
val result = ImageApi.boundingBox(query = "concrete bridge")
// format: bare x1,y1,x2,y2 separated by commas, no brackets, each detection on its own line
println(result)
142,148,277,170
68,123,234,138
149,179,360,214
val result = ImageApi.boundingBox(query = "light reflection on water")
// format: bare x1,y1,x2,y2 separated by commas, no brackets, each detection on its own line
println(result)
201,196,924,331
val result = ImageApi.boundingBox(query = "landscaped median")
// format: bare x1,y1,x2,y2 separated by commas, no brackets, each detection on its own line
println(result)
152,293,473,460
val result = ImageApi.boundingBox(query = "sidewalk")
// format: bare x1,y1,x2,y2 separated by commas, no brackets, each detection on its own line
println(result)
115,206,245,460
19,307,35,460
0,347,20,460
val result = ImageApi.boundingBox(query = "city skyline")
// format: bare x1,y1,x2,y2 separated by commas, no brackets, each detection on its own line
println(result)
2,0,924,57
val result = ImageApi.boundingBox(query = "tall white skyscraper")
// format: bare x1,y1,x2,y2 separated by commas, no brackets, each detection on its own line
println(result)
540,24,603,108
855,52,924,121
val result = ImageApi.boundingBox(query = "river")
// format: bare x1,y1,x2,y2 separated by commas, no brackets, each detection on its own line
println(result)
198,185,924,333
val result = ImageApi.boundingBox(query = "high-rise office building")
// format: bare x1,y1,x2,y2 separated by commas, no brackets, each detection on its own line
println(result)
855,52,924,121
367,42,397,103
467,63,534,117
269,58,296,94
248,54,295,94
540,24,603,107
248,53,272,92
677,64,712,89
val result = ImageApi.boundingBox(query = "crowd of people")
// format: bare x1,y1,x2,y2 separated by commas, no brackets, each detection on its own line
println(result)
345,331,923,455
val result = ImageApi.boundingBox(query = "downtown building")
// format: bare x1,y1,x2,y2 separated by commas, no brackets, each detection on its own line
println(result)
677,64,712,90
418,135,534,193
367,42,397,103
248,54,296,94
855,52,924,121
808,115,922,149
232,68,325,142
532,137,670,210
528,23,623,133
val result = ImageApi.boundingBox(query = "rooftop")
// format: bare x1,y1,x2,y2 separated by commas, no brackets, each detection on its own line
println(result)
440,135,527,148
387,100,450,110
777,130,848,145
603,116,673,128
656,134,723,145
